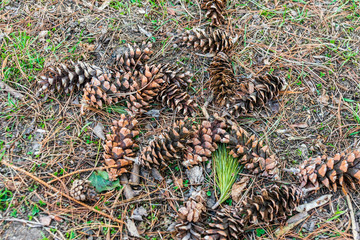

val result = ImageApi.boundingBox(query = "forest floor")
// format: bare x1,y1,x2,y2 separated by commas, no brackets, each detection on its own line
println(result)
1,0,360,239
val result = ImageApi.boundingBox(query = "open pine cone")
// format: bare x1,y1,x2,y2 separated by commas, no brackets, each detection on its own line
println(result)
239,184,303,224
103,114,139,180
38,61,106,94
298,150,360,192
208,52,236,106
140,117,193,168
158,83,197,115
183,121,223,167
201,0,227,26
205,205,244,240
175,190,206,240
180,28,235,54
112,42,153,72
69,180,97,202
222,125,280,179
230,74,285,117
83,64,166,113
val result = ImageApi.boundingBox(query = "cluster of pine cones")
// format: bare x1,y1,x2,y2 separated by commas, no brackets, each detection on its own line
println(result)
41,0,360,239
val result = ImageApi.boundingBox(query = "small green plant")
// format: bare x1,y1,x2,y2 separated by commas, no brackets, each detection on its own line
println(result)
0,188,13,211
348,103,360,136
105,105,128,115
212,145,240,208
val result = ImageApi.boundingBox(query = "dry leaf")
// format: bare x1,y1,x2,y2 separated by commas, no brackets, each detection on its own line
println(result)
275,211,308,237
231,177,249,203
167,8,176,15
40,216,52,226
296,194,332,212
290,123,308,128
92,122,105,140
4,27,12,34
126,218,140,237
173,176,183,188
318,89,329,105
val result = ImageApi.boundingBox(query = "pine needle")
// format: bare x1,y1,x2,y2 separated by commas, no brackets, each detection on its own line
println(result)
212,144,241,209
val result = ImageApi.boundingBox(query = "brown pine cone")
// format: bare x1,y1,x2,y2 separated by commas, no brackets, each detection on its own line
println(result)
158,83,197,115
180,28,235,54
113,42,153,72
230,74,285,117
38,61,106,94
69,180,97,202
239,184,303,224
140,118,193,168
175,221,205,240
298,150,360,192
223,125,280,179
205,205,244,240
83,64,166,114
208,52,236,106
201,0,227,26
175,190,206,240
183,121,218,167
103,114,139,180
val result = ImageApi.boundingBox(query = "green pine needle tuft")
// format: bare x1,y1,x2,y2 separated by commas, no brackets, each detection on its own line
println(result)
213,144,241,207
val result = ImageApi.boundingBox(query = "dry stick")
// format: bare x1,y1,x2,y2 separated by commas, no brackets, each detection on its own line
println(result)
0,80,25,100
2,161,124,224
120,175,135,200
201,93,213,120
130,164,140,185
47,165,118,184
346,194,360,240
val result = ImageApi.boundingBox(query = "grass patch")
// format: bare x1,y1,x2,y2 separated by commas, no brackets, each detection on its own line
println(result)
213,144,241,208
1,31,44,85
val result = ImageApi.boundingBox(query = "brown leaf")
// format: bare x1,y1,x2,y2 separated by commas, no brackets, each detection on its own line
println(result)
173,176,183,188
231,177,249,203
290,123,308,129
167,8,176,15
40,216,52,226
4,27,12,34
126,218,140,237
318,90,329,105
296,194,332,212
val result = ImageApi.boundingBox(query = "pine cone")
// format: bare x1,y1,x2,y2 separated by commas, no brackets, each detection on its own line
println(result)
158,83,197,115
183,121,219,167
201,0,227,26
126,64,166,115
104,114,139,180
161,63,193,89
69,180,97,202
298,150,360,192
83,64,166,113
38,61,105,94
113,42,153,72
181,28,235,54
175,222,205,240
140,118,193,168
82,70,124,109
239,184,303,224
178,190,206,222
205,206,244,240
208,52,236,106
230,74,284,117
223,125,279,179
175,190,206,240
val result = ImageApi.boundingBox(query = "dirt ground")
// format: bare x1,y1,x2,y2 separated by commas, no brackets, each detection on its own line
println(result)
1,0,360,239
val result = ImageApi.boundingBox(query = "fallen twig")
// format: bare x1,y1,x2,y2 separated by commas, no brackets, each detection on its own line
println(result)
120,175,135,200
346,194,360,240
0,217,46,228
0,81,25,100
2,160,124,224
